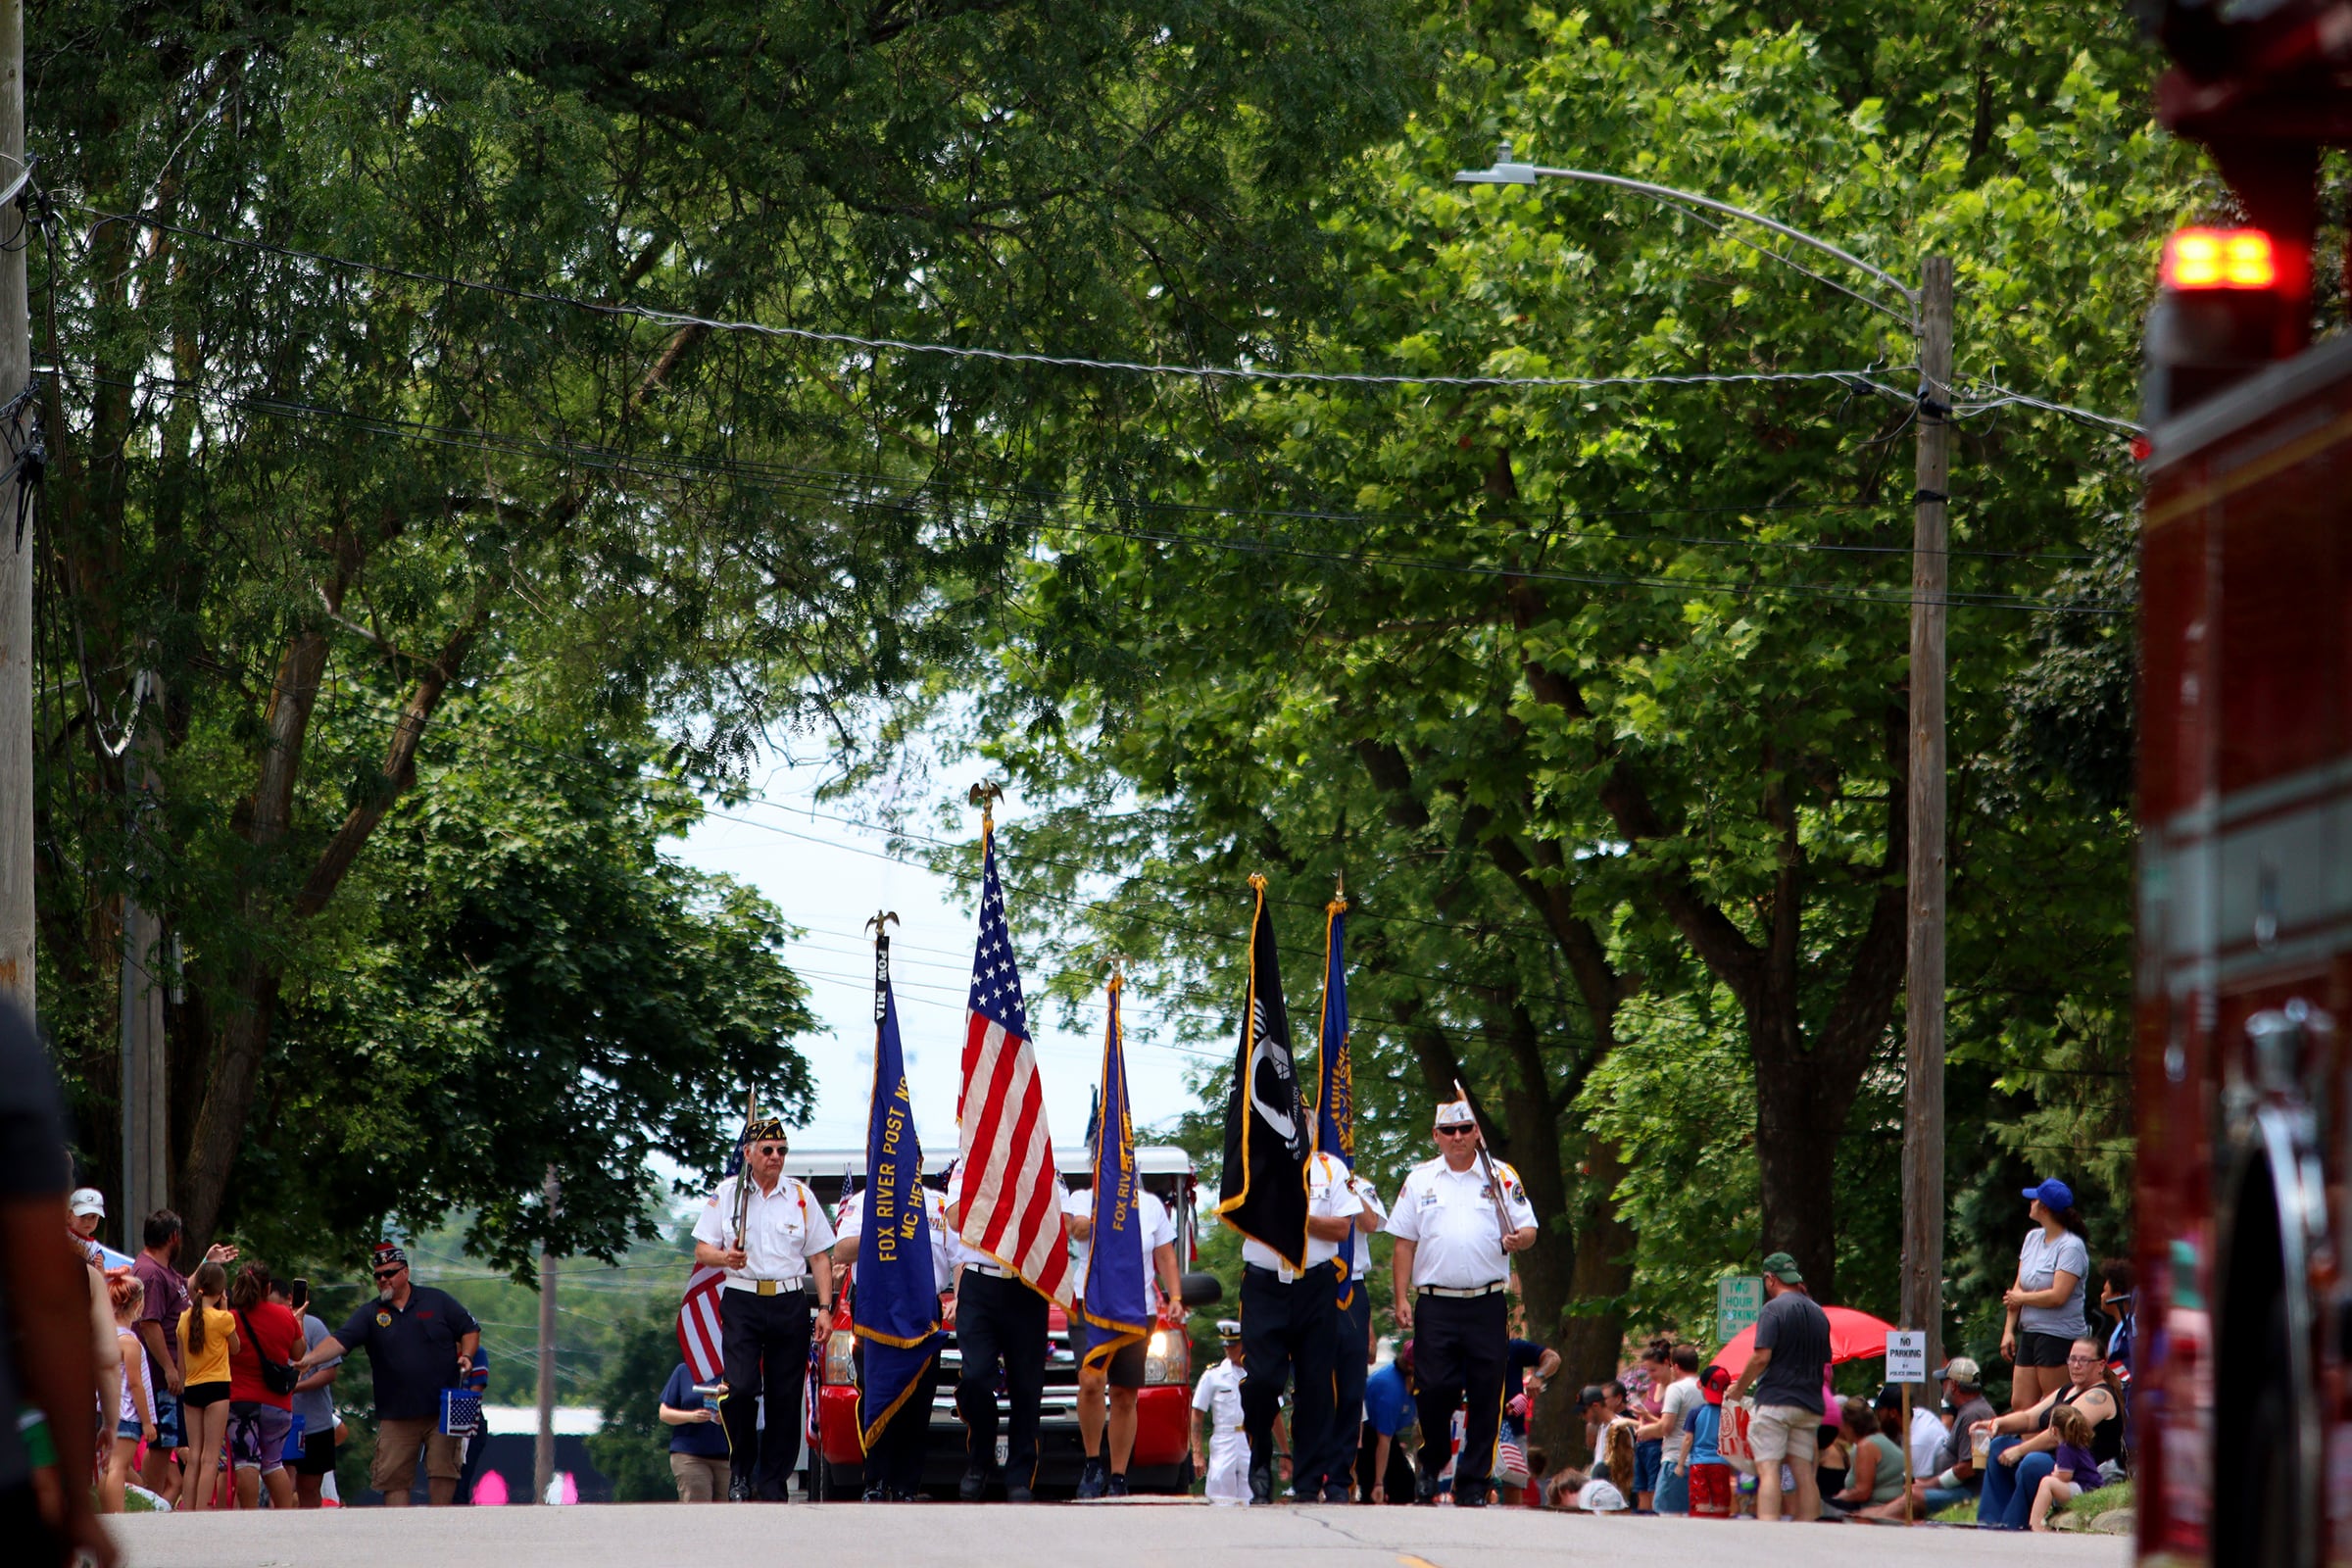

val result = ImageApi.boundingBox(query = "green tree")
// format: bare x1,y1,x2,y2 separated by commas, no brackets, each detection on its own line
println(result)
586,1308,694,1503
26,0,1424,1260
885,6,2178,1460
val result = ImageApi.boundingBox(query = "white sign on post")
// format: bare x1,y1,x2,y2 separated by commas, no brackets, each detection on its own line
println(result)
1886,1331,1928,1384
1716,1275,1765,1338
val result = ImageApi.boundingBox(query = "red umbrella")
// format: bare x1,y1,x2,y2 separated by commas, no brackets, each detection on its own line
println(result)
1711,1304,1897,1378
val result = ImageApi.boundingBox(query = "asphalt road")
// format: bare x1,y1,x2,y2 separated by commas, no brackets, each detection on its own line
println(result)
108,1502,2130,1568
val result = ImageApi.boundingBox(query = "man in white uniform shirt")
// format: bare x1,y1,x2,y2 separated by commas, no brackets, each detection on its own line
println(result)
1237,1147,1372,1503
1192,1321,1250,1503
1384,1099,1537,1507
691,1119,838,1501
1064,1177,1181,1497
830,1172,956,1500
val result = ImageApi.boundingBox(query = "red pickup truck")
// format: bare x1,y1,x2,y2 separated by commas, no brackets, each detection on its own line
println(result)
790,1145,1209,1499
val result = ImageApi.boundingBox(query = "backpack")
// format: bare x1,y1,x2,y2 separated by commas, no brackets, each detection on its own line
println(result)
237,1307,300,1397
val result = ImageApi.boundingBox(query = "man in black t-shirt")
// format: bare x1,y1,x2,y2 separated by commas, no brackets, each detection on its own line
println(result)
1725,1250,1830,1522
298,1242,479,1505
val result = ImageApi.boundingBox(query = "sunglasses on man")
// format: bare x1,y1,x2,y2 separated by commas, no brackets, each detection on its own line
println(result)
374,1265,407,1282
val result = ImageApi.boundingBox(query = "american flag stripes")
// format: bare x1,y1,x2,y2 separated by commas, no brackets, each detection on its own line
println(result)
954,823,1074,1307
676,1263,725,1383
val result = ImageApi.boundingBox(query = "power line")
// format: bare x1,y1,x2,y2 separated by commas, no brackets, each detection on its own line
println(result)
87,369,2102,564
96,371,2135,615
75,204,1914,396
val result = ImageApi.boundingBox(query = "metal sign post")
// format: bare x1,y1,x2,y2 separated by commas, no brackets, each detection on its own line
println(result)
1886,1330,1928,1525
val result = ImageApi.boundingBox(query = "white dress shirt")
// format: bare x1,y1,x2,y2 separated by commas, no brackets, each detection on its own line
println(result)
693,1173,838,1287
1240,1151,1361,1278
1382,1155,1537,1289
1067,1187,1174,1314
834,1186,957,1293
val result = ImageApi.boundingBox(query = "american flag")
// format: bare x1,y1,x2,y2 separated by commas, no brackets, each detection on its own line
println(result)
676,1264,725,1382
954,825,1074,1306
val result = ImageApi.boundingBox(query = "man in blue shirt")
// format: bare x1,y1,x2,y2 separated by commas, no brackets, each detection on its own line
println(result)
298,1243,480,1505
659,1362,731,1502
1359,1343,1418,1503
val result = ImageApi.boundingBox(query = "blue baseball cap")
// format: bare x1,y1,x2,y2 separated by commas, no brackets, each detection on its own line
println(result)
2024,1177,2075,1211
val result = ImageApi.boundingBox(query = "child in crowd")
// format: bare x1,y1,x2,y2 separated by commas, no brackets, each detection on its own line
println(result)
1574,1421,1636,1512
175,1259,239,1513
2028,1404,2107,1531
1684,1365,1735,1518
102,1272,155,1513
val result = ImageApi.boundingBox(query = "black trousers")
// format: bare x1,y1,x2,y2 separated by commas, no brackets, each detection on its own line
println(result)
720,1286,812,1498
860,1347,942,1494
954,1270,1049,1487
1410,1291,1507,1493
1312,1278,1373,1494
1240,1262,1337,1488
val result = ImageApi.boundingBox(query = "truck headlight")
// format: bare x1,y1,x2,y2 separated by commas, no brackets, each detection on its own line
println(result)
1143,1328,1186,1387
823,1329,858,1387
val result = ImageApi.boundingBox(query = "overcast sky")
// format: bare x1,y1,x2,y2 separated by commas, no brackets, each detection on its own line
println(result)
670,763,1214,1166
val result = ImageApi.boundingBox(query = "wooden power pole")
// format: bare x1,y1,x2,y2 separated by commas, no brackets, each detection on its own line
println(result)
0,0,31,1015
535,1165,559,1504
1901,256,1955,1378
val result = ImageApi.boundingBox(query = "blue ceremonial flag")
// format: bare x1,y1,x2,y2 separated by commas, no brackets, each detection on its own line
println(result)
1082,975,1152,1370
1313,891,1356,1293
854,926,943,1449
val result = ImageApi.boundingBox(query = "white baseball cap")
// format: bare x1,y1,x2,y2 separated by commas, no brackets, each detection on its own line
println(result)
69,1187,106,1218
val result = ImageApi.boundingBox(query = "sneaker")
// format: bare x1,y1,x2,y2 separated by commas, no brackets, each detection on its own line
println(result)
958,1470,987,1503
728,1476,754,1503
1250,1463,1274,1504
1321,1484,1353,1504
862,1484,890,1502
1456,1482,1489,1508
1076,1456,1107,1500
1005,1484,1034,1503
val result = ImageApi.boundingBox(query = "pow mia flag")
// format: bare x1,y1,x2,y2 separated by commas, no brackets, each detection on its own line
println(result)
1215,874,1310,1268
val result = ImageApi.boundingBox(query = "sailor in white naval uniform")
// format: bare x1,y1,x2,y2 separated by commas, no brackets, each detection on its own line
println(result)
1192,1321,1251,1504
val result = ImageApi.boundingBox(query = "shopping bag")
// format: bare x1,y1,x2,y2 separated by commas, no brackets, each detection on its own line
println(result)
439,1387,483,1438
1718,1397,1755,1476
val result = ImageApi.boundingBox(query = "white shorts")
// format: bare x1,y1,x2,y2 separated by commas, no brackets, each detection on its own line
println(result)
1746,1404,1820,1465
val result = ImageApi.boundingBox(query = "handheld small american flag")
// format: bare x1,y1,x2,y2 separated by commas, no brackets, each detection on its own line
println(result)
954,819,1074,1307
676,1264,725,1383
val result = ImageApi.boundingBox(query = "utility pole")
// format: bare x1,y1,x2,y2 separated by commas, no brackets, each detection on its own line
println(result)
0,0,31,1016
535,1165,559,1505
119,673,169,1246
1901,256,1955,1378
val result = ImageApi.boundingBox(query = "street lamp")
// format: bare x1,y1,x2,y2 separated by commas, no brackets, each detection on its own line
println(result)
1454,142,1918,319
1454,139,1955,1374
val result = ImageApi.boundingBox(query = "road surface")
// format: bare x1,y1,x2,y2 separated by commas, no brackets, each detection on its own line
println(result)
108,1502,2129,1568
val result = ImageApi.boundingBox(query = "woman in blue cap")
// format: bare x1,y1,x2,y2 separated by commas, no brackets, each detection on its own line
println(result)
2000,1178,2091,1411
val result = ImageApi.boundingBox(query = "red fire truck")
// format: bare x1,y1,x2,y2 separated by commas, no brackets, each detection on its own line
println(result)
2138,6,2352,1565
788,1146,1207,1499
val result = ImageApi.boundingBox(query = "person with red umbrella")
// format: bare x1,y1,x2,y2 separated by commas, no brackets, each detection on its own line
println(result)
1724,1252,1832,1522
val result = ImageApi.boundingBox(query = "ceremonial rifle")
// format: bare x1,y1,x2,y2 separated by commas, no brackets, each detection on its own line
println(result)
730,1086,756,1252
1451,1079,1515,1247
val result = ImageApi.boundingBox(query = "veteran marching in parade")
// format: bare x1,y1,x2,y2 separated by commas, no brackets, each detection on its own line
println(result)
676,788,1538,1509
